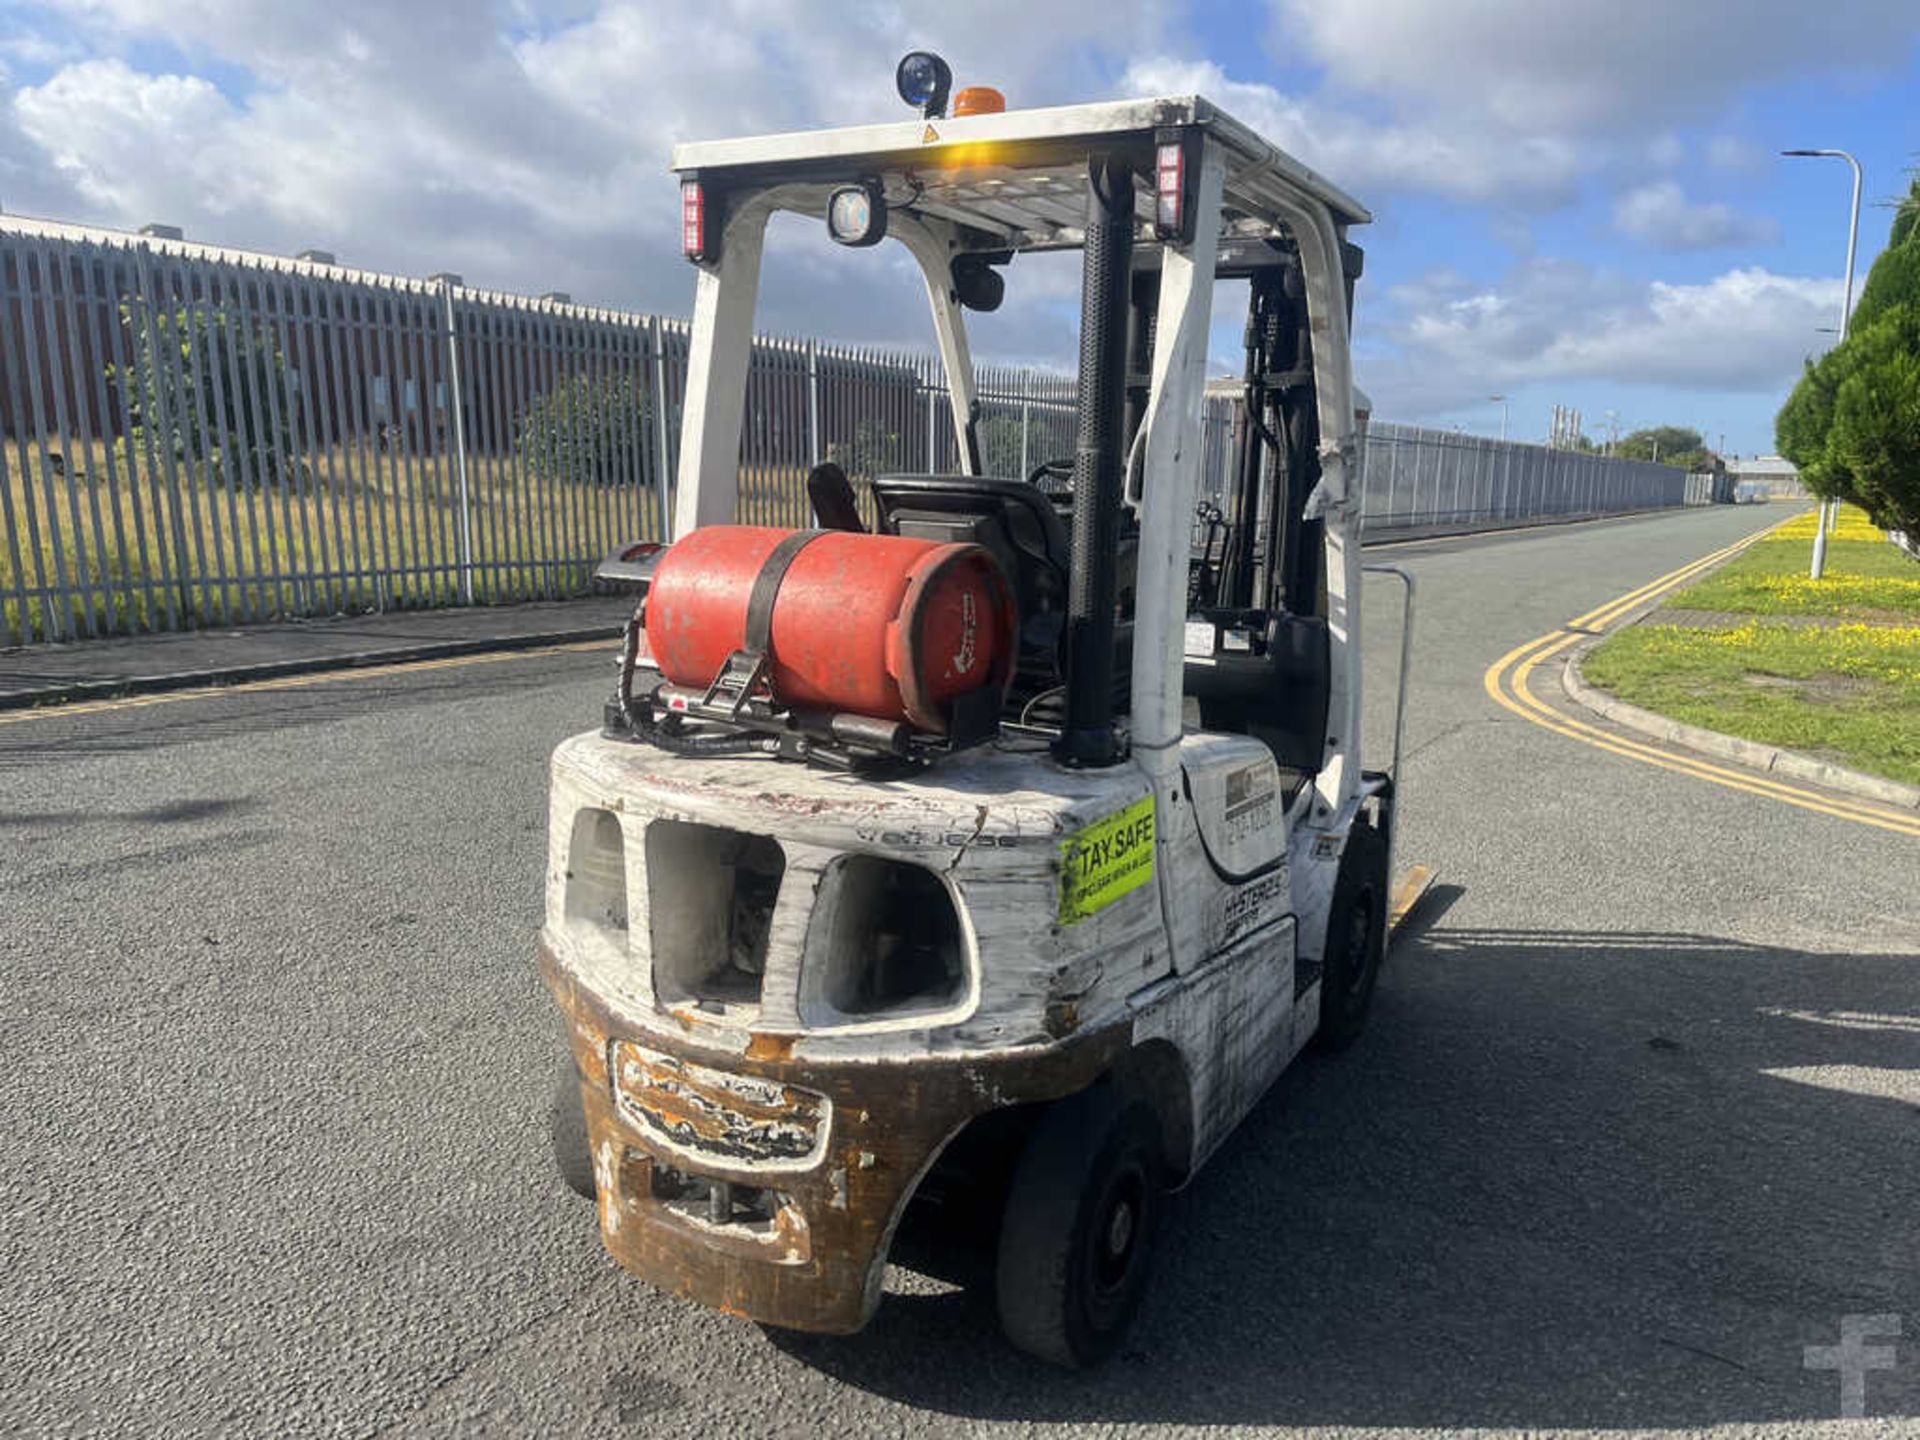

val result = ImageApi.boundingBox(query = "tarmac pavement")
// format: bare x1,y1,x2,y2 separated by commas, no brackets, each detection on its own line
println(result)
3,504,1916,1438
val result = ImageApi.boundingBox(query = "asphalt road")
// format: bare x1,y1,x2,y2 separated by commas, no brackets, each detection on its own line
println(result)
4,504,1916,1438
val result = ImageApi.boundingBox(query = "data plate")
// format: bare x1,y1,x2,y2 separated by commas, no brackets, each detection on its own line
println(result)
611,1040,829,1172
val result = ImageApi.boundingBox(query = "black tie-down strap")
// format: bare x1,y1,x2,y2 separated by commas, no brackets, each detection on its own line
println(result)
703,529,826,717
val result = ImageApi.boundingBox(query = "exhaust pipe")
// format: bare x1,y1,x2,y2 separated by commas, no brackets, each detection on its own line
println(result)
1055,156,1134,768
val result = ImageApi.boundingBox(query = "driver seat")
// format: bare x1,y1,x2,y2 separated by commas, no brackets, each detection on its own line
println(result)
870,474,1071,704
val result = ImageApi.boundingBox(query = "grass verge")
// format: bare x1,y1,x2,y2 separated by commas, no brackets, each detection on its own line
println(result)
1584,506,1920,787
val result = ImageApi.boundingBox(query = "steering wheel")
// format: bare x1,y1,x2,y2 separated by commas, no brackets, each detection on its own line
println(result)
1026,458,1074,502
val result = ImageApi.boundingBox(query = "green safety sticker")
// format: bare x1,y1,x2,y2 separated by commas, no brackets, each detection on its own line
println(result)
1058,794,1156,925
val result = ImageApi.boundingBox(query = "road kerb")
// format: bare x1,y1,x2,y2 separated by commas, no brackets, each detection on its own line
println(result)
1483,517,1920,838
1559,648,1920,813
1388,864,1438,939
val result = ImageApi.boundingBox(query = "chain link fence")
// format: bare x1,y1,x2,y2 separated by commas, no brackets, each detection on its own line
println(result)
1,218,1689,646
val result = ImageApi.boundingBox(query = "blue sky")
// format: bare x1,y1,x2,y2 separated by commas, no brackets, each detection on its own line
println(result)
1,0,1916,454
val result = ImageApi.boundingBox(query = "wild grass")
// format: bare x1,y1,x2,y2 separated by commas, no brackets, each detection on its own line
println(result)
0,435,816,643
1669,505,1920,620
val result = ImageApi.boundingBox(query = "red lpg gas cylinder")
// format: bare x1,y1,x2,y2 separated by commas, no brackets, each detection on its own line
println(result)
645,526,1015,734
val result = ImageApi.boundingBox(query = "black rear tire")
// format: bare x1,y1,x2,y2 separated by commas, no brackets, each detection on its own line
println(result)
995,1087,1163,1368
1314,818,1388,1051
550,1063,596,1201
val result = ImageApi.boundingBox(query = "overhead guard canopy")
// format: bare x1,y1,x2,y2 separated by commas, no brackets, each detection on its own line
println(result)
670,95,1370,256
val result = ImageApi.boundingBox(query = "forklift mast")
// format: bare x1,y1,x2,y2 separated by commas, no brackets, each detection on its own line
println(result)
1203,243,1326,624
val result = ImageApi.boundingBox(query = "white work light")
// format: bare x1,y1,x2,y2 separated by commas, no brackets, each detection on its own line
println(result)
827,182,888,248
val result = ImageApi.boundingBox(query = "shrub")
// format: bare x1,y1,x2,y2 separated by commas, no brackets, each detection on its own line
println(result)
1826,309,1920,537
516,371,654,486
1776,355,1844,498
975,412,1027,478
1615,425,1715,471
825,419,905,480
1853,238,1920,333
109,303,299,488
1775,178,1920,541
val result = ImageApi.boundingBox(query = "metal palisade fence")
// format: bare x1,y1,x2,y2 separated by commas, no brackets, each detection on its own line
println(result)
1353,421,1690,530
0,217,1688,646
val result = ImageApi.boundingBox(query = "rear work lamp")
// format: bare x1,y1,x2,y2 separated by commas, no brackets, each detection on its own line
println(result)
827,181,888,248
681,179,710,261
1154,138,1191,241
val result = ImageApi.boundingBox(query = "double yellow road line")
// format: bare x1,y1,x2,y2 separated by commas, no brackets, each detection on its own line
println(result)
1482,522,1920,839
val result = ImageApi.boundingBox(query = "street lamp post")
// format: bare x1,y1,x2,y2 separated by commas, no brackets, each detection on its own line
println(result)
1489,393,1509,443
1781,147,1863,578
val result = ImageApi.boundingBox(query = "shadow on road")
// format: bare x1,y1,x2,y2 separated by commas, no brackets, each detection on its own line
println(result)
0,796,257,827
772,927,1919,1431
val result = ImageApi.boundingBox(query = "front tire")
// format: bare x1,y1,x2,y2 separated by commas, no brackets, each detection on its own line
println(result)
994,1088,1163,1367
1314,817,1388,1051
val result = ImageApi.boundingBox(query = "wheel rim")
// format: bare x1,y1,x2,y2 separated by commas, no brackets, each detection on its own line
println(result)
1089,1169,1146,1296
1341,887,1376,1000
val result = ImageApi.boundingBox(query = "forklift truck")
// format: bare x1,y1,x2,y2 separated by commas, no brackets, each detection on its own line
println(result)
541,55,1417,1367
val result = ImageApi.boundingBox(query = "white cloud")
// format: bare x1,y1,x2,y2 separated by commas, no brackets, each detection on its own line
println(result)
0,75,85,217
14,61,254,222
0,28,88,69
1269,0,1920,132
1121,57,1584,207
1706,134,1767,173
1646,135,1687,171
5,0,1164,346
1360,260,1843,415
1541,268,1840,382
1612,180,1778,251
0,0,1903,395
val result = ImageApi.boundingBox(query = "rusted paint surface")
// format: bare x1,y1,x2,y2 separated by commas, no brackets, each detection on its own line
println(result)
745,1032,797,1062
539,723,1377,1329
612,1040,829,1169
568,1011,611,1091
543,941,1129,1334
